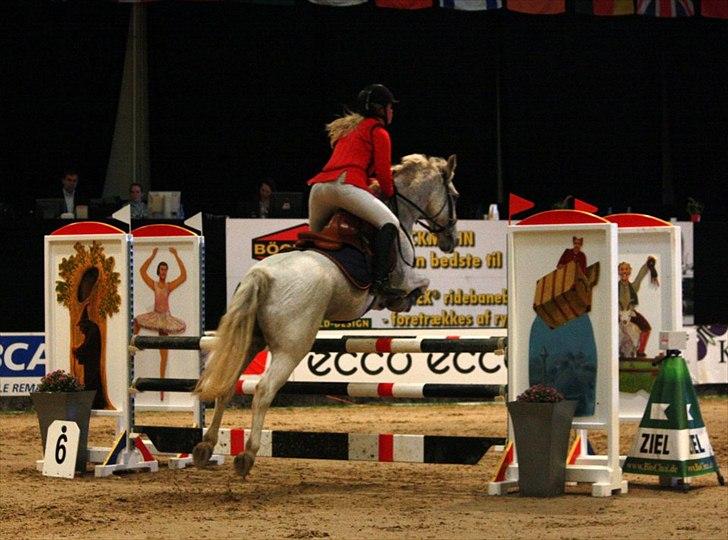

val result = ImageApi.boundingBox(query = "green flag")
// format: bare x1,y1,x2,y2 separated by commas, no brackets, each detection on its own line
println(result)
623,355,718,478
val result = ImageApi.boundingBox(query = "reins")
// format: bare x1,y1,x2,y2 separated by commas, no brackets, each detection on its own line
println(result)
389,171,457,269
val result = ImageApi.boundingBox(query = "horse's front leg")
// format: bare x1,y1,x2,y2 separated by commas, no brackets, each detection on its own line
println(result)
234,354,299,478
192,385,235,467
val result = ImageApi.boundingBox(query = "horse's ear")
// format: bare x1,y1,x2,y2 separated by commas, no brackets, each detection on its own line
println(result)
446,154,457,178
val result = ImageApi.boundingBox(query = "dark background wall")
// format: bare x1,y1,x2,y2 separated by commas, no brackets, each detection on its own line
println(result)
1,1,727,332
3,2,726,218
143,3,727,220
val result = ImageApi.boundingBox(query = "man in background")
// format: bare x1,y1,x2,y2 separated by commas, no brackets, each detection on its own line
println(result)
61,168,81,216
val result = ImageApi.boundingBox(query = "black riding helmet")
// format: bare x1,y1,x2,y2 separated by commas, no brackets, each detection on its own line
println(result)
357,84,398,121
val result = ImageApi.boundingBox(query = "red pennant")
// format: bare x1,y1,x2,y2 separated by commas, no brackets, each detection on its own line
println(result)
573,198,599,214
508,193,535,223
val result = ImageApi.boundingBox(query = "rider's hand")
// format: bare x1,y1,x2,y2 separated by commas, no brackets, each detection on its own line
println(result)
369,179,384,198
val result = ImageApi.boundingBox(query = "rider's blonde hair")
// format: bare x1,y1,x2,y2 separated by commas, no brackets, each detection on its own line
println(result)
325,112,364,147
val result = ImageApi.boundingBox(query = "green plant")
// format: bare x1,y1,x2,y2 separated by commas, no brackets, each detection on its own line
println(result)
686,197,704,216
36,370,85,392
516,384,564,403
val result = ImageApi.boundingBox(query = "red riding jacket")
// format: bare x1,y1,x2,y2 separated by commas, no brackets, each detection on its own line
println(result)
308,117,395,199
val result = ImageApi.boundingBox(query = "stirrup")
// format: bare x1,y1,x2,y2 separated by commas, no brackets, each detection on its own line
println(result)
372,279,405,297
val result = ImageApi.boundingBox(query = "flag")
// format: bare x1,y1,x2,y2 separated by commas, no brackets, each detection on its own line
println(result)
506,0,565,14
575,0,634,16
701,0,728,19
439,0,502,9
636,0,695,17
184,212,204,234
112,204,131,229
508,193,535,222
308,0,368,5
375,0,433,8
573,198,599,214
623,355,720,479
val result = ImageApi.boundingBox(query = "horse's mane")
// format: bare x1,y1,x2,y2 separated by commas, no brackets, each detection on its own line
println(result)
393,154,441,190
325,112,364,147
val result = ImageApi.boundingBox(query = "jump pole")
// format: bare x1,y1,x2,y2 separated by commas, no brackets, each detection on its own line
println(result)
132,425,504,465
132,377,501,399
130,335,507,355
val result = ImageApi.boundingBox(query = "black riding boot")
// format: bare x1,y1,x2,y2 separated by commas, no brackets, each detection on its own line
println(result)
372,223,404,296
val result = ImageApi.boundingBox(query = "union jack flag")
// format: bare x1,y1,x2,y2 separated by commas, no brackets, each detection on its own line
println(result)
636,0,695,17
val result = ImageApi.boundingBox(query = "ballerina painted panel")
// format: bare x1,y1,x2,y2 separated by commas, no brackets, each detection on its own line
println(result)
132,225,203,411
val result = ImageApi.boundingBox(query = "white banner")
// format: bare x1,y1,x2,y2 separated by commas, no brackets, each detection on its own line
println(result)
226,219,509,330
685,325,728,385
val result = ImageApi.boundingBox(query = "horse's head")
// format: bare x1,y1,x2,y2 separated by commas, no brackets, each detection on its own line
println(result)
393,153,459,253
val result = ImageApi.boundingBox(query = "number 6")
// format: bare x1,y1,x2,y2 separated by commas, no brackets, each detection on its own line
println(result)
55,433,68,464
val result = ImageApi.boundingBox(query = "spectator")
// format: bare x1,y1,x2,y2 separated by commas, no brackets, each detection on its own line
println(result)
239,178,276,218
59,168,87,217
129,182,148,219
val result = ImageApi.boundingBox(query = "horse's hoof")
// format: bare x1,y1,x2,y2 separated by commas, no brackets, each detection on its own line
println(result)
192,441,214,467
234,452,255,478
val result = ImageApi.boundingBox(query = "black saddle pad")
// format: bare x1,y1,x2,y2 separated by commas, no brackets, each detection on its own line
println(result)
302,244,372,290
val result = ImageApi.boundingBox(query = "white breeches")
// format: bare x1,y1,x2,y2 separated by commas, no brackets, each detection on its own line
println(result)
308,176,428,294
309,175,397,232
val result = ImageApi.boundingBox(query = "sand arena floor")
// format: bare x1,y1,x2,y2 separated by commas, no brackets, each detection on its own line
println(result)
1,399,726,539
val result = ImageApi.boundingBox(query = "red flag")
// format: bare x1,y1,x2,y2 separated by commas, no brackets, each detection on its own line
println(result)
507,0,565,14
575,0,634,15
701,0,728,19
573,198,599,214
508,193,535,222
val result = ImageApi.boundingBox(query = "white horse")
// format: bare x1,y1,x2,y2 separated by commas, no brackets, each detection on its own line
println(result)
618,309,640,359
192,153,459,478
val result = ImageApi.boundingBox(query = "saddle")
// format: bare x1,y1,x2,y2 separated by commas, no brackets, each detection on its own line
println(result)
296,211,423,312
297,211,376,256
296,211,383,291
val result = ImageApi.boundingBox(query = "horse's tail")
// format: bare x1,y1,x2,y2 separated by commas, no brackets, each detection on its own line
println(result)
194,268,270,402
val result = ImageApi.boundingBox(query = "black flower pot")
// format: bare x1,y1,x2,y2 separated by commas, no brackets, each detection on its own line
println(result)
506,400,577,497
31,390,96,472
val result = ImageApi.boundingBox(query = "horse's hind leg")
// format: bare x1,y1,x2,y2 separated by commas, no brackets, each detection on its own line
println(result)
192,385,236,467
193,334,266,467
234,350,302,478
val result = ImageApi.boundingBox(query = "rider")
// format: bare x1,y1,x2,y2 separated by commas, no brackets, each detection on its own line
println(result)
307,84,402,296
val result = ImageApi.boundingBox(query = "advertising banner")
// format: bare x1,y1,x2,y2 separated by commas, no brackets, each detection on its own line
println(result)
226,219,509,330
0,333,46,396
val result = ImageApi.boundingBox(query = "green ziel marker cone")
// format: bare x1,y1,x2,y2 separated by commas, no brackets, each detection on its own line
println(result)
623,355,718,478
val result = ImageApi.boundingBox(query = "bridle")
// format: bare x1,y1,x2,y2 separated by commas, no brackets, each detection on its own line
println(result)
394,170,457,235
390,169,458,268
